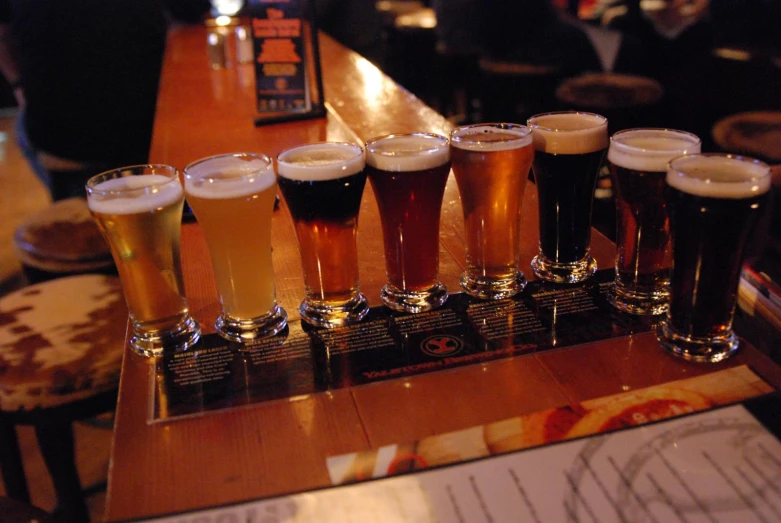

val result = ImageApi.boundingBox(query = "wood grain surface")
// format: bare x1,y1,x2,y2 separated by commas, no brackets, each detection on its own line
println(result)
104,25,781,521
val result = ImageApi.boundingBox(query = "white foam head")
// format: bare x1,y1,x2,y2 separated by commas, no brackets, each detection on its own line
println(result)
527,112,608,154
277,142,364,181
450,124,532,152
608,129,701,172
87,170,183,215
183,153,275,199
666,154,771,199
365,133,450,171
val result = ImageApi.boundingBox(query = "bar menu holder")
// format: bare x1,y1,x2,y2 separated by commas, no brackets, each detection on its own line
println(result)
246,0,326,126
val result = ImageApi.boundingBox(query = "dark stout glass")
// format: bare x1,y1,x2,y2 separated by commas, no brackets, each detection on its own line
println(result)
657,154,771,363
527,112,608,283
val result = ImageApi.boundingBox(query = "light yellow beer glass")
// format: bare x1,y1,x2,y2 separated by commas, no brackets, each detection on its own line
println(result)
450,123,534,300
86,165,201,356
184,153,287,341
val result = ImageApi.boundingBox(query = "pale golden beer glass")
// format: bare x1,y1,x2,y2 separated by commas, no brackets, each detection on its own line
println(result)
450,123,534,299
607,128,701,315
366,133,450,313
657,154,771,362
277,142,369,328
86,165,200,356
184,153,287,341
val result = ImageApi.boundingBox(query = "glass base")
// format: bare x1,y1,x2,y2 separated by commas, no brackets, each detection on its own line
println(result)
531,253,596,284
216,304,288,342
300,293,369,328
130,315,201,357
381,282,448,313
607,282,669,316
460,270,526,300
655,321,740,363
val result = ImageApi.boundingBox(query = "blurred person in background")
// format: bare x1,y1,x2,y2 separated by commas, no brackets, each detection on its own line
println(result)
0,0,208,201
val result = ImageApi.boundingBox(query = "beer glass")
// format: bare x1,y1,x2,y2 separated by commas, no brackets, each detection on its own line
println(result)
277,142,369,328
657,154,771,362
607,129,701,315
450,123,534,300
184,153,287,341
86,165,201,356
366,133,450,313
527,112,608,283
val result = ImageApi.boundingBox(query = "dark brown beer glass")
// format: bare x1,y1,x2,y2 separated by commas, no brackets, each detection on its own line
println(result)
657,154,771,362
607,129,701,315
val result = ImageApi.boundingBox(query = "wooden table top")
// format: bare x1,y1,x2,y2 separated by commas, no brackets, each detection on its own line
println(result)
104,24,781,521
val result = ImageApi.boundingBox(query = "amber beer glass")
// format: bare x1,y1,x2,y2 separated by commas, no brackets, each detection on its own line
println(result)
658,154,771,362
277,142,369,327
608,129,701,315
366,133,450,313
527,112,608,283
86,165,200,356
450,123,534,299
184,153,287,341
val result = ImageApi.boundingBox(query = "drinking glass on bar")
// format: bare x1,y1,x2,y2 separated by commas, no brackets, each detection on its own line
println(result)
86,165,201,356
607,129,701,315
183,153,287,342
657,153,771,363
527,111,608,284
450,123,534,300
277,142,369,328
366,133,450,313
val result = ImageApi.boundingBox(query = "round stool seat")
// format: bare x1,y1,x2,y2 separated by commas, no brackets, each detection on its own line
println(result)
712,111,781,163
0,274,126,413
556,72,663,111
13,198,114,278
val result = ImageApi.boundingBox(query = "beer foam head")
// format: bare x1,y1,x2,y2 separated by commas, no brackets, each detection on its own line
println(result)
450,124,532,152
366,133,450,171
666,154,771,199
277,142,364,181
184,153,275,199
527,112,608,154
609,129,701,172
87,173,183,215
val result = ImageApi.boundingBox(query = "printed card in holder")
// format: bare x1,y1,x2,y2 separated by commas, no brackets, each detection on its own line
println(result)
247,0,326,125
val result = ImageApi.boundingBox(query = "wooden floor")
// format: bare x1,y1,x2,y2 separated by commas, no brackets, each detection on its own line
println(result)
0,111,111,521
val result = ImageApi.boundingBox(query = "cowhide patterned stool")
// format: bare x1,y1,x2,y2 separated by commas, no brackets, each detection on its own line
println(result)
0,274,127,523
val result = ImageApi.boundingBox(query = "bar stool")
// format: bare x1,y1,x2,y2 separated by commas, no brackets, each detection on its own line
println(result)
477,58,562,124
13,197,115,285
0,274,127,523
555,72,664,134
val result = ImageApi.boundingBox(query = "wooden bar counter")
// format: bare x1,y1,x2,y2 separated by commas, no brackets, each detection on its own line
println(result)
104,25,781,521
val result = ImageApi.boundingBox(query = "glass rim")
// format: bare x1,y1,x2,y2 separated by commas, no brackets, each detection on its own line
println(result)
450,122,531,147
667,152,772,195
526,111,607,131
183,152,273,181
610,127,702,148
668,152,771,175
86,164,179,195
365,132,449,156
610,128,702,154
276,141,363,166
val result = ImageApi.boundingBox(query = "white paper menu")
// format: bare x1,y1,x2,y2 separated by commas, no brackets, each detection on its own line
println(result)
141,403,781,522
